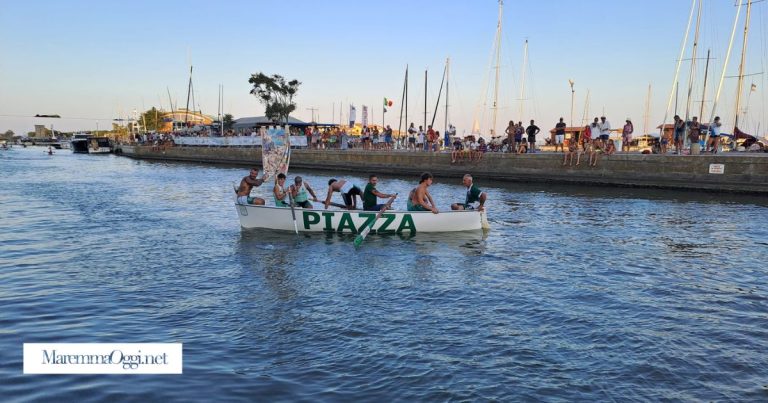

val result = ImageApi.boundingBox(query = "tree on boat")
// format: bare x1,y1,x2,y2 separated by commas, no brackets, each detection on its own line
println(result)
248,72,301,124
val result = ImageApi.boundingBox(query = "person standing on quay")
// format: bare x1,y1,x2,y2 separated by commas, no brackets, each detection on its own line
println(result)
526,120,540,153
505,120,516,153
688,116,701,155
599,116,611,147
673,115,685,155
622,118,634,153
554,117,566,153
707,116,722,153
427,125,438,152
407,123,417,151
444,125,452,151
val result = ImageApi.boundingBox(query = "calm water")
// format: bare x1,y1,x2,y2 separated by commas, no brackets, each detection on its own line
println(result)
1,146,767,401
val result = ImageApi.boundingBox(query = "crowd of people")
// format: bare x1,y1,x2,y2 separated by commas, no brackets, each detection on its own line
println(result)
137,114,765,157
236,168,487,213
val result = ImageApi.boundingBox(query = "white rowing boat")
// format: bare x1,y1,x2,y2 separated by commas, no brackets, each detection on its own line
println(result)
234,203,489,234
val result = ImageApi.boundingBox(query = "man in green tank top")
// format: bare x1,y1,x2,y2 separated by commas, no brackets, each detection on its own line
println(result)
289,176,319,208
362,174,397,211
273,173,289,207
450,174,487,211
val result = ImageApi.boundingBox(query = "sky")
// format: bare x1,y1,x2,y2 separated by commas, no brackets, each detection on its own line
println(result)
1,0,767,138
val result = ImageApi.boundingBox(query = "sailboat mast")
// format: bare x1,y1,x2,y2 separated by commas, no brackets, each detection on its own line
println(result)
733,0,752,131
220,85,224,135
519,39,528,122
491,0,503,136
705,0,742,143
167,87,174,131
684,0,703,121
406,67,408,131
643,84,652,136
699,49,710,120
661,0,696,137
445,57,450,132
424,70,427,128
398,65,408,137
581,89,590,126
431,61,447,128
184,65,193,125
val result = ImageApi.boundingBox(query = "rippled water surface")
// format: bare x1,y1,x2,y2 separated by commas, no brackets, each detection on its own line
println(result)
1,147,767,401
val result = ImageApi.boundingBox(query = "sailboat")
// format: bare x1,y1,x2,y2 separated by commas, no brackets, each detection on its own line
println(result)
730,0,755,149
472,0,504,140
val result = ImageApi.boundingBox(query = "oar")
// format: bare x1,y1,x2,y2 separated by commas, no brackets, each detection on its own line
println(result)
353,194,397,247
288,192,299,235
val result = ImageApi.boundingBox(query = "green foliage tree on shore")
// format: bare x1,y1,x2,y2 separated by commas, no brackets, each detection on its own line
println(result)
223,114,234,130
140,107,162,131
248,73,301,124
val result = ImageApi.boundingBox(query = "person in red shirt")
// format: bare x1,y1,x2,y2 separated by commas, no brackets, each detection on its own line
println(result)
427,125,438,152
581,124,592,152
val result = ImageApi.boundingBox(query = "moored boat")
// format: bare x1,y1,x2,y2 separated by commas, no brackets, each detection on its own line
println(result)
71,133,112,154
235,203,489,234
87,137,112,154
71,133,89,153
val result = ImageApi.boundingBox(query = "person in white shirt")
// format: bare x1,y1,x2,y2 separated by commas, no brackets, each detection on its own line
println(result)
599,116,611,147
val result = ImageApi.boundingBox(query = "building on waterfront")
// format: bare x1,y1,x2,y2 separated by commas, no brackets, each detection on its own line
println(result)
159,109,214,132
232,116,308,131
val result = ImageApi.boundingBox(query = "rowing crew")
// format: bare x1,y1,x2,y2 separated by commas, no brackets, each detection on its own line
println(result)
236,168,487,212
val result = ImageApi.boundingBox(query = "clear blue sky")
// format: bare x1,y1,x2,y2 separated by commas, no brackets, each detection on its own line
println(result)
1,0,766,138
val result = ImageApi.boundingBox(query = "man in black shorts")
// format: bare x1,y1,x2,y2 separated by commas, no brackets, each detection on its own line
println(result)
526,120,540,153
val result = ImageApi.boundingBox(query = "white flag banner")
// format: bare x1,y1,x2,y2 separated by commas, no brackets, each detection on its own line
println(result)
362,105,368,127
349,105,357,126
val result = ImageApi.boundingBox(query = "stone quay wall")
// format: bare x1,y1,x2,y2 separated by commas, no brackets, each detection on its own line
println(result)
117,145,768,194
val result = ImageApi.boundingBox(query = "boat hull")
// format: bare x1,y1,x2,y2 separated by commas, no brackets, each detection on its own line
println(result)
235,204,488,234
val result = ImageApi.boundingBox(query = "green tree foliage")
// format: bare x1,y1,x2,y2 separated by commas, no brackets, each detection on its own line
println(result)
248,72,301,123
140,107,163,131
223,114,234,130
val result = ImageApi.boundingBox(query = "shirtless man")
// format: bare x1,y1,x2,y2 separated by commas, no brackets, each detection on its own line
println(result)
324,178,363,209
236,167,267,205
407,172,439,214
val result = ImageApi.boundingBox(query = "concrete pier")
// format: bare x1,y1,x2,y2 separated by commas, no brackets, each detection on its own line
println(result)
117,145,768,194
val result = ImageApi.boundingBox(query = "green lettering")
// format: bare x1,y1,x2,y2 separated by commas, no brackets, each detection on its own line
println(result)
321,212,335,231
377,214,396,234
303,211,320,229
357,213,376,233
396,214,416,234
337,212,357,233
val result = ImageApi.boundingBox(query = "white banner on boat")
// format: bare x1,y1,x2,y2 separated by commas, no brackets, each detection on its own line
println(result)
172,136,307,147
261,126,291,180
